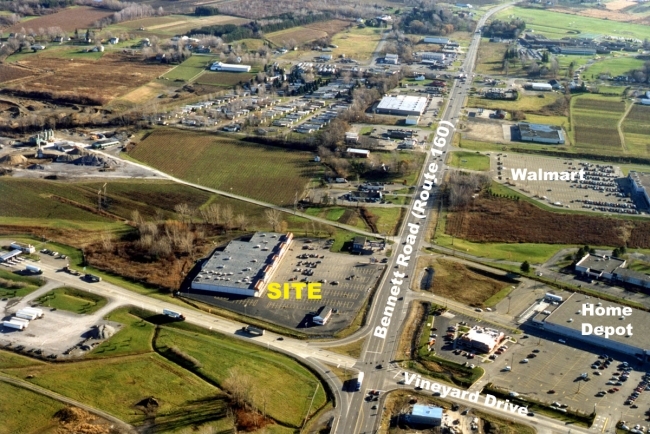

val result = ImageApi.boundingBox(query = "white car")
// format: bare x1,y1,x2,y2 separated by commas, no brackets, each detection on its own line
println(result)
504,366,511,371
521,359,529,363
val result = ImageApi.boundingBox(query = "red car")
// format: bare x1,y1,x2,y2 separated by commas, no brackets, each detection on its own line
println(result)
613,388,620,392
608,389,616,393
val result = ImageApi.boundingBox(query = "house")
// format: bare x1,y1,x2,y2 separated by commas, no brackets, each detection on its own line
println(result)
108,37,119,45
31,44,46,51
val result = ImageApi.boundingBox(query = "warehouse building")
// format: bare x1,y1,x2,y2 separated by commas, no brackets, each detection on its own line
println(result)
530,293,650,362
191,232,293,297
423,36,449,45
629,171,650,208
418,52,446,61
210,62,252,72
518,123,565,144
376,95,428,116
559,47,596,55
406,404,443,427
460,326,504,353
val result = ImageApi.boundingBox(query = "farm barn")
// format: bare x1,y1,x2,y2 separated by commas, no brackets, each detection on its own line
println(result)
210,62,251,72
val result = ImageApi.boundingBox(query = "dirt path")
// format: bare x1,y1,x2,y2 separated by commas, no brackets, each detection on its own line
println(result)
617,100,634,152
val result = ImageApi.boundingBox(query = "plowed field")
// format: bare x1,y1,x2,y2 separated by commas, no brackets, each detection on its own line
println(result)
6,7,111,33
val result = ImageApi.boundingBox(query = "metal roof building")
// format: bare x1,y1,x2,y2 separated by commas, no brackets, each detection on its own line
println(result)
407,404,443,426
376,95,428,116
629,171,650,207
518,123,565,144
191,232,293,297
423,36,449,45
531,293,650,362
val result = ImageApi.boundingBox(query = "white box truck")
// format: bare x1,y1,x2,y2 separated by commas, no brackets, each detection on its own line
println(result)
162,309,185,321
3,320,26,331
15,310,38,321
22,307,44,318
24,265,42,275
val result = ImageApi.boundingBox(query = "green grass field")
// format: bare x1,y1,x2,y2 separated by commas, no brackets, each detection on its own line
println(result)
89,307,156,358
468,93,564,113
585,56,645,80
0,382,65,434
35,287,107,315
0,349,46,370
156,324,328,427
0,269,45,298
448,151,490,171
3,354,223,425
162,56,217,81
497,7,650,40
129,129,322,206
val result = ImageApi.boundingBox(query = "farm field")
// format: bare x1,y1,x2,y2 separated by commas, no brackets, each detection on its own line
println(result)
443,191,650,248
266,27,328,47
5,53,170,105
0,178,211,222
496,7,650,39
194,70,256,87
35,287,107,315
129,129,321,205
622,104,650,156
113,80,170,107
329,26,384,61
0,382,65,434
571,94,626,154
108,14,248,38
4,7,111,34
304,19,353,36
0,64,34,84
468,92,565,113
448,151,490,171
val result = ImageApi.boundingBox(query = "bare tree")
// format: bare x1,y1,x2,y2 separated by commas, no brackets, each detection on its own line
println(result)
174,203,193,224
235,213,248,230
222,205,234,232
265,209,283,232
101,232,113,252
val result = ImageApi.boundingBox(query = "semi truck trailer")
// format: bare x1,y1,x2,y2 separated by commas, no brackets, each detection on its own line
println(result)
242,325,265,336
162,309,185,320
2,320,26,331
24,265,42,275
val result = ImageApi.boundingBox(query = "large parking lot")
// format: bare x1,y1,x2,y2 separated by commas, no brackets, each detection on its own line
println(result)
427,304,650,429
182,238,386,335
491,153,644,215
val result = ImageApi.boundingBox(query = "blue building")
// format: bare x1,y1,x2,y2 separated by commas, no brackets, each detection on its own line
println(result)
407,404,443,426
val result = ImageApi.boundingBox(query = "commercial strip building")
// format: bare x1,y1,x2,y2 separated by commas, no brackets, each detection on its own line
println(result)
518,123,565,144
629,171,650,208
375,95,429,116
575,254,650,290
191,232,293,297
530,292,650,362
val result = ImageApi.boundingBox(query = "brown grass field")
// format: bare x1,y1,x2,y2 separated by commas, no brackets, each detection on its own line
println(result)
266,27,328,46
6,54,170,105
129,129,320,205
446,194,650,248
194,71,255,87
0,64,34,83
304,19,353,36
7,7,112,33
416,257,511,307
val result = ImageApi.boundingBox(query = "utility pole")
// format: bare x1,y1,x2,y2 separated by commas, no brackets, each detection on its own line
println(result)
301,382,320,432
